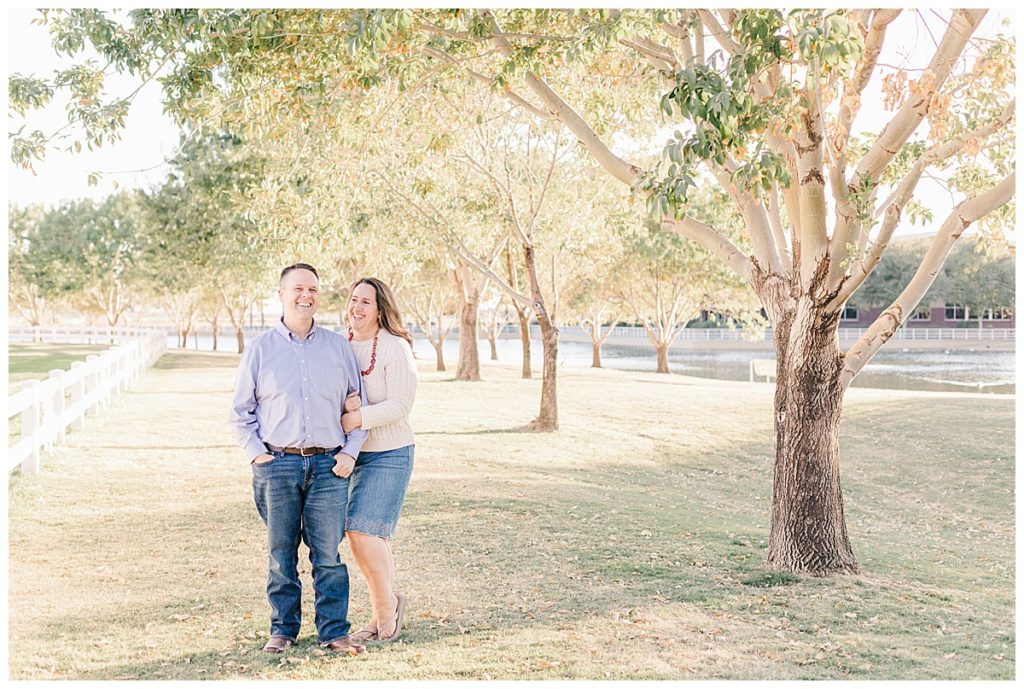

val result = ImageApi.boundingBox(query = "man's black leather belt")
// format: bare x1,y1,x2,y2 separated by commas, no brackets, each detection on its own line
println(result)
265,443,337,457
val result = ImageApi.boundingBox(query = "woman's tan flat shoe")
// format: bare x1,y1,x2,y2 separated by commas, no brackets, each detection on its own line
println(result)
378,593,408,643
350,622,379,642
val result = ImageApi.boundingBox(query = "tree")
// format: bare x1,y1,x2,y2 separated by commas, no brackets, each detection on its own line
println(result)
8,204,56,331
478,287,514,361
398,244,459,372
384,8,1014,572
560,218,632,369
942,241,1015,328
612,220,756,373
17,8,1014,574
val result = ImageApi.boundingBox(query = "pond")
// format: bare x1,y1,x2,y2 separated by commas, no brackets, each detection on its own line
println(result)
170,334,1015,394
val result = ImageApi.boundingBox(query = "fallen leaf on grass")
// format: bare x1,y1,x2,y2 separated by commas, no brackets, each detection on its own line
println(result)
309,648,326,657
534,660,561,670
418,610,449,622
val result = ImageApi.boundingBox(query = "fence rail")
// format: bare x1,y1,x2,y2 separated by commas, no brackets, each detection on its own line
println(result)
546,325,1015,343
8,328,167,475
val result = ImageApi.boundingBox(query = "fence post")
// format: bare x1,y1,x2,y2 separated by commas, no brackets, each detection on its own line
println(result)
48,369,67,444
70,361,86,430
20,380,40,474
86,355,100,416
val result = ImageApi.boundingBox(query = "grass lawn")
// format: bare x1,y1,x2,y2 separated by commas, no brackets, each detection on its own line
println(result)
7,350,1014,679
8,343,112,393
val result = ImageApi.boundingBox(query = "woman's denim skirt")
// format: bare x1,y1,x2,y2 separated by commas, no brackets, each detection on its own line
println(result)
346,444,414,538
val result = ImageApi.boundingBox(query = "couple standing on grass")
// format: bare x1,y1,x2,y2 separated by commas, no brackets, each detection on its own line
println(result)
229,263,418,656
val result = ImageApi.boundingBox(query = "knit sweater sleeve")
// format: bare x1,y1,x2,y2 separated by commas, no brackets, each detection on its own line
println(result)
358,337,417,431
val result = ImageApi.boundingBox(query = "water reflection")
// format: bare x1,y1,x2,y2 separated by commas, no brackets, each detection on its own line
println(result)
171,334,1015,394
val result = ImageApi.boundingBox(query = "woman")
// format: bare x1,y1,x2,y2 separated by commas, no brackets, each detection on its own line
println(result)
341,277,417,643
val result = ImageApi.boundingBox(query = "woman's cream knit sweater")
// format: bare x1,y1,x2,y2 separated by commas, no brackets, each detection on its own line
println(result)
348,329,416,452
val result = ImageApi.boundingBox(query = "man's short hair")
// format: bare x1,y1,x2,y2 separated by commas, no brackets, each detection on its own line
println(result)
280,262,319,284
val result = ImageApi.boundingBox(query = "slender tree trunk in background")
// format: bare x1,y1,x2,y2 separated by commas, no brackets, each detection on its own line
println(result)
655,342,670,373
592,340,602,368
506,245,532,379
515,308,532,378
432,340,446,371
235,326,245,354
178,327,189,348
527,315,559,431
522,245,558,431
456,300,480,380
454,266,483,381
488,335,499,360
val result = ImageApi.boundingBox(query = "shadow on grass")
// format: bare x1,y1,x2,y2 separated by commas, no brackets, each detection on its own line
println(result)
418,428,534,436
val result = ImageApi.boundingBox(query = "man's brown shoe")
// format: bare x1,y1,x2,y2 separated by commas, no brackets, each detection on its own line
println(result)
263,635,294,654
324,637,367,656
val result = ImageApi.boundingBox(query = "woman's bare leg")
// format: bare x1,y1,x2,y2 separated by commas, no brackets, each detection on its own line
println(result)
347,530,398,635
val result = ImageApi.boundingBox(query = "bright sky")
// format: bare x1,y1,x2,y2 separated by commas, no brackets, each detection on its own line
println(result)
5,7,1014,219
6,7,182,206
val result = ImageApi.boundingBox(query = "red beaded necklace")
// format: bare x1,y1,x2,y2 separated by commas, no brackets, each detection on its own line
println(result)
348,331,378,376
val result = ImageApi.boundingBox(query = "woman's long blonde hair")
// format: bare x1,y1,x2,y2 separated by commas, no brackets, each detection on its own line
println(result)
348,277,414,348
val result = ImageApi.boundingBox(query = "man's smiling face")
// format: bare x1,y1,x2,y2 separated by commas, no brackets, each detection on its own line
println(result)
279,268,320,322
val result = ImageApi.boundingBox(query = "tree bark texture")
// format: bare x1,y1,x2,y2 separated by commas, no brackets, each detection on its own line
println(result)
488,335,499,360
765,292,858,575
592,341,602,368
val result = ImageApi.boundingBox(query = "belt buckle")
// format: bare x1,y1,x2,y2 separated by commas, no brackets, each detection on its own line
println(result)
300,447,317,457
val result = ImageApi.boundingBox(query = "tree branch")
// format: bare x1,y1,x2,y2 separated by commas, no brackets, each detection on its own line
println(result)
661,217,753,283
840,171,1014,388
854,9,986,186
478,9,643,187
830,98,1016,308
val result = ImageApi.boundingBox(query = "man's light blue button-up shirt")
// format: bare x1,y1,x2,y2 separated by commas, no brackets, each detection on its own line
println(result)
229,319,368,462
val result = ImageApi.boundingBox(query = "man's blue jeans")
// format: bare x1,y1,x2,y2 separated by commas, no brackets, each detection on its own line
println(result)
252,450,351,644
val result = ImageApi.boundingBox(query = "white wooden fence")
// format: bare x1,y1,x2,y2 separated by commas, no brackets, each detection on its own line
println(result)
8,328,168,475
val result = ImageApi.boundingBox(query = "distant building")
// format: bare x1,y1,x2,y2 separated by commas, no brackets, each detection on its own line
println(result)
839,302,1014,329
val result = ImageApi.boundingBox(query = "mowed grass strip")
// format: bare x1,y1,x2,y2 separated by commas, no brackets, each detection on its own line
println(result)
7,350,1014,679
8,343,112,393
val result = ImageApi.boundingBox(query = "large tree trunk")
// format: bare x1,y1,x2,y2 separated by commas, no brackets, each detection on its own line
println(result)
766,301,858,575
455,296,481,381
655,343,670,373
592,340,602,368
432,341,446,372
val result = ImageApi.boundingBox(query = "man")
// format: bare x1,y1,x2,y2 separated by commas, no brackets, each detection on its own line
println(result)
230,262,368,656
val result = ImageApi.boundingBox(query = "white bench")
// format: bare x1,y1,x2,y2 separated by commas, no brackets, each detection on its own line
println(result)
749,358,776,383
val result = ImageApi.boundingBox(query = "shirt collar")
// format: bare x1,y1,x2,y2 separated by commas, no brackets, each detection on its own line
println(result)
275,317,318,342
